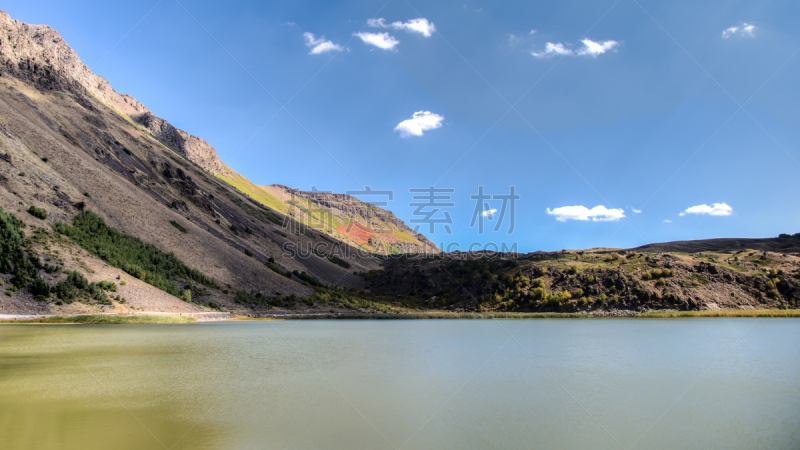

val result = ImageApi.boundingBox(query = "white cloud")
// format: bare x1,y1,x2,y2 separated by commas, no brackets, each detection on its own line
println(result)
532,38,619,58
577,38,620,56
368,18,436,37
663,219,672,223
285,21,298,27
481,208,497,218
632,208,642,214
303,32,343,54
394,111,444,137
530,29,537,35
722,23,756,39
354,31,400,50
532,42,574,58
546,205,626,222
680,203,733,216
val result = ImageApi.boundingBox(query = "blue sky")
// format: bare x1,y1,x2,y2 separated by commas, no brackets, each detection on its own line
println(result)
5,0,800,251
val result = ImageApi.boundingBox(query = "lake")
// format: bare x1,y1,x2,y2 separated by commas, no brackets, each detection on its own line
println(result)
1,319,798,449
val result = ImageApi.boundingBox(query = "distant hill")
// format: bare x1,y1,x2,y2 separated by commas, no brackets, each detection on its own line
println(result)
631,235,800,254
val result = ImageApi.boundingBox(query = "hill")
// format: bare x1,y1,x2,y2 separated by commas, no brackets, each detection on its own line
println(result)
631,235,800,254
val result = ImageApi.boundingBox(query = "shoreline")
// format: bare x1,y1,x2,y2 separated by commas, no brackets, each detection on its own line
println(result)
1,309,799,324
0,311,232,324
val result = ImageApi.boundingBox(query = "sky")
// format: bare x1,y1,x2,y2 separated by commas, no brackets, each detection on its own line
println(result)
4,0,800,252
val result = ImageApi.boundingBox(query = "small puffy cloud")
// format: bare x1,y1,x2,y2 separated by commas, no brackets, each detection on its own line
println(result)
632,208,642,214
354,31,399,50
722,23,756,39
368,18,436,37
394,111,444,137
530,29,537,35
532,38,619,58
680,203,733,216
546,205,626,222
285,21,297,27
481,208,497,218
303,32,343,54
663,219,672,223
577,38,620,56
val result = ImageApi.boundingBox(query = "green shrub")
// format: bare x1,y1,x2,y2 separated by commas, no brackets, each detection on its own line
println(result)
0,208,37,288
245,249,254,257
27,206,47,220
53,271,90,303
30,278,50,297
266,261,283,275
294,270,322,287
53,211,220,298
647,268,673,280
97,281,117,292
170,220,187,233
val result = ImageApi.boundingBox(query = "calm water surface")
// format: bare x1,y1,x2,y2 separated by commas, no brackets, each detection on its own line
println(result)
1,319,798,449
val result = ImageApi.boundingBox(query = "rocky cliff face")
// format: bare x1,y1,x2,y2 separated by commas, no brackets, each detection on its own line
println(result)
0,9,229,176
133,112,232,176
0,10,148,116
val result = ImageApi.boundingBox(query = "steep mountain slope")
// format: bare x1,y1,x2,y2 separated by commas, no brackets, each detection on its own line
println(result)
0,9,412,315
0,9,438,257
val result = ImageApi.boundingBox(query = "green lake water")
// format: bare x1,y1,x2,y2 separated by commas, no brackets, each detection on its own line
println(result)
1,319,798,449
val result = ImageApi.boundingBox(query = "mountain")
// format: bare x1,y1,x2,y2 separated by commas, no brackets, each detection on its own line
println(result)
0,10,796,317
0,9,436,316
0,9,436,256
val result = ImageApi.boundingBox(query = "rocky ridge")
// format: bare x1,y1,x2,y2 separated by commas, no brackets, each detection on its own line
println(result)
0,9,229,177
